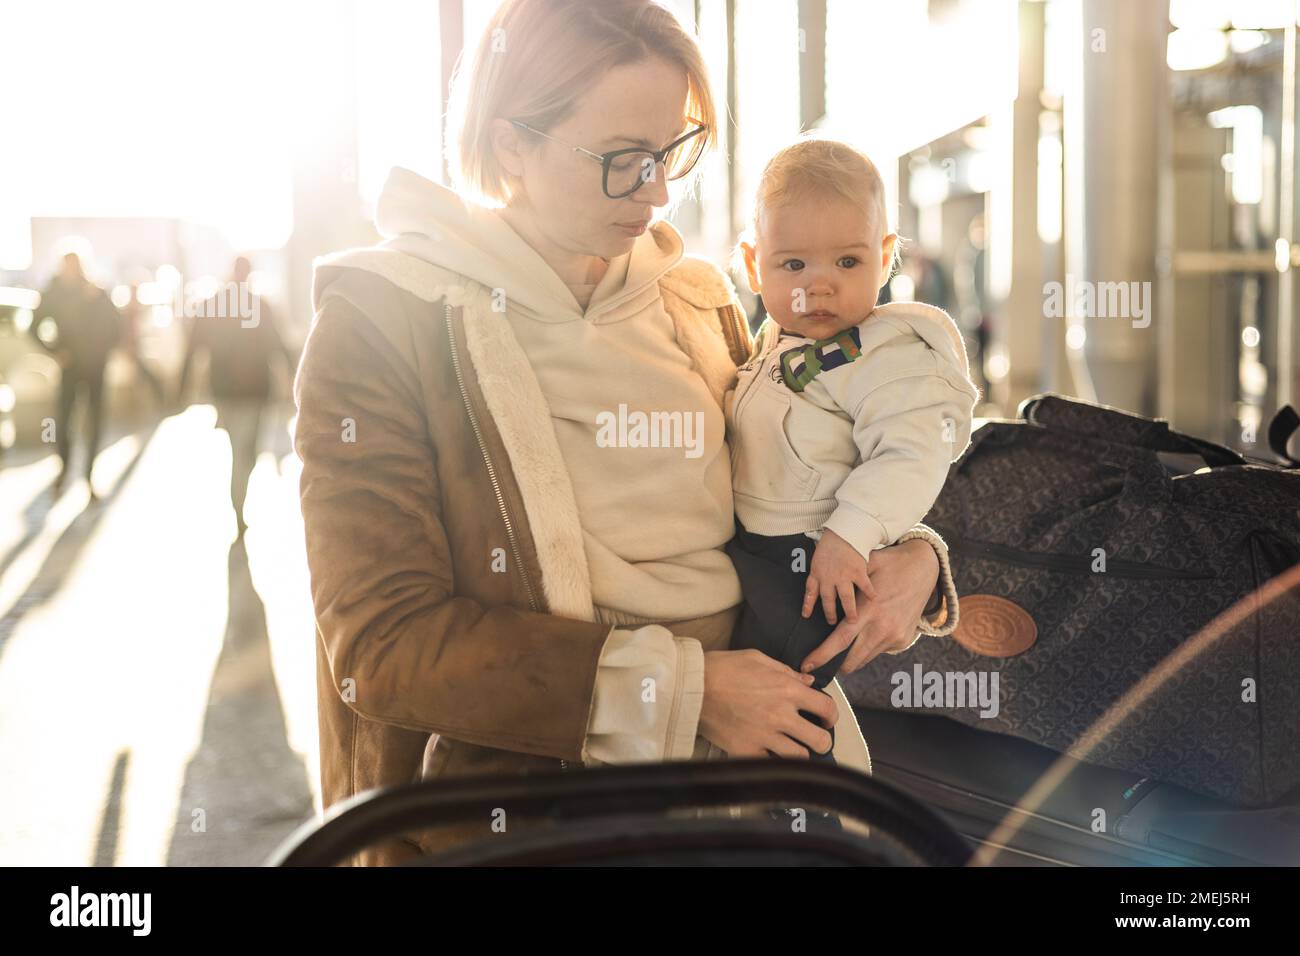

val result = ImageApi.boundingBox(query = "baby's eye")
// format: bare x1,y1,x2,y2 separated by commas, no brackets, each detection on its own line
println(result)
780,259,805,272
837,256,860,268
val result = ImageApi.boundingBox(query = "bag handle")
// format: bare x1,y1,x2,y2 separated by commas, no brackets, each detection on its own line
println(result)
1019,393,1245,468
1268,405,1300,467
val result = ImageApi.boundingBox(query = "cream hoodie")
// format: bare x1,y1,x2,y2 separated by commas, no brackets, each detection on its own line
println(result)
367,168,748,767
376,167,740,613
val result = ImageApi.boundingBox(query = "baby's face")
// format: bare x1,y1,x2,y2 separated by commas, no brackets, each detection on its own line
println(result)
743,194,895,341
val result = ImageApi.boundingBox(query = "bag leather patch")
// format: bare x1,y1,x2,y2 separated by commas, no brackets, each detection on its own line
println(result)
951,594,1038,657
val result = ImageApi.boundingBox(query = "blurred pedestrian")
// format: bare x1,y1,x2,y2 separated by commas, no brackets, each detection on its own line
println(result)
119,272,167,409
175,257,294,537
29,250,124,500
908,251,955,315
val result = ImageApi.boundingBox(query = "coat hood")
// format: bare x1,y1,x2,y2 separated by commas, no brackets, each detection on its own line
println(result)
868,300,974,382
313,166,686,323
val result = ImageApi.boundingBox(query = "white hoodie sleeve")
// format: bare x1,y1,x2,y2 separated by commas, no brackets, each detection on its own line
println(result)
815,316,979,562
580,625,705,766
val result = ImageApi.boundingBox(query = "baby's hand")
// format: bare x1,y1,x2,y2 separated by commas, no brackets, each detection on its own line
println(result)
802,529,877,626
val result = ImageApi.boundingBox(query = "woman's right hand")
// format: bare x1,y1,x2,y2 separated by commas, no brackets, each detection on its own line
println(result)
697,649,837,758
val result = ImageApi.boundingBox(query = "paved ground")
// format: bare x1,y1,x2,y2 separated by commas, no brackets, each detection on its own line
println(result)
0,403,321,866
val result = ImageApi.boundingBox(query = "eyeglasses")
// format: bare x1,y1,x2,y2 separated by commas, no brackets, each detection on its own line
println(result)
508,118,709,199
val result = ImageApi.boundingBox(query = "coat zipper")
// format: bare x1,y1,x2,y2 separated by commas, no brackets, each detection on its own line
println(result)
445,303,586,773
933,528,1215,580
728,311,773,454
445,303,541,612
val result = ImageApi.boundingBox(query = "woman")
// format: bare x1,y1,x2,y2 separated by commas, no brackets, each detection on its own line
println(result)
294,0,958,866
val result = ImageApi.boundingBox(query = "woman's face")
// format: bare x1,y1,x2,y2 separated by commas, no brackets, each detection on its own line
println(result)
498,56,691,260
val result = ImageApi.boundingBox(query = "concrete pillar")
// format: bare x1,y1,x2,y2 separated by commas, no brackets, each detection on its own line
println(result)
988,0,1047,413
286,0,373,333
1065,0,1169,415
798,0,827,130
440,0,464,185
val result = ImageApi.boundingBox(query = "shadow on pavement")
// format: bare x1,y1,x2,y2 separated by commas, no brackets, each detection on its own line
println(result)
0,422,158,665
165,538,312,866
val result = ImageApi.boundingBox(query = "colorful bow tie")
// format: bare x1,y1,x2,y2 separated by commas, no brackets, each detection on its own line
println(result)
779,326,864,392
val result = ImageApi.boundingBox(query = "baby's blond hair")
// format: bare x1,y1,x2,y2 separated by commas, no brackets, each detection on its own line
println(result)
734,135,900,277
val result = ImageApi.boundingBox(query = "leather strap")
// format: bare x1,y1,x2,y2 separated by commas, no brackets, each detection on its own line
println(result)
716,302,753,367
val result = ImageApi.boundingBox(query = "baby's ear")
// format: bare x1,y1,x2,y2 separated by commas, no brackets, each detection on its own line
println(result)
881,233,899,273
738,240,762,294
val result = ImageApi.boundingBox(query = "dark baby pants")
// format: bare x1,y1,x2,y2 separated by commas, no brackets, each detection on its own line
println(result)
724,519,854,764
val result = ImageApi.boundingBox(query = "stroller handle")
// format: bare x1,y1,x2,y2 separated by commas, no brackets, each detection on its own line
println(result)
268,758,971,867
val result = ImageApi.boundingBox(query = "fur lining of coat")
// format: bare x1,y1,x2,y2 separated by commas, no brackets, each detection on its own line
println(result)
309,246,752,627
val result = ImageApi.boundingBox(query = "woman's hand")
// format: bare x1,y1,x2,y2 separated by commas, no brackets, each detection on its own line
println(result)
698,649,837,758
798,537,939,676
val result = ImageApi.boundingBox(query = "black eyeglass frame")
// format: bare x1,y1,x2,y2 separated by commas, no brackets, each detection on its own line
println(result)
508,118,709,199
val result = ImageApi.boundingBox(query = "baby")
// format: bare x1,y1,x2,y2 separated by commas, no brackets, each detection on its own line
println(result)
724,137,979,765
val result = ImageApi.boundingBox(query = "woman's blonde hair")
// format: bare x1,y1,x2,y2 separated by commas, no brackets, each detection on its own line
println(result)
734,134,902,278
447,0,719,207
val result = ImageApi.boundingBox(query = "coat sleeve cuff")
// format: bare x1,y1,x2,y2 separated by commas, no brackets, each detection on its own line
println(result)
665,637,706,761
892,523,960,641
579,626,705,765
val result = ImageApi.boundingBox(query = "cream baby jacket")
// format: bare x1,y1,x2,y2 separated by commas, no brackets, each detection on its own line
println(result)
727,302,980,560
